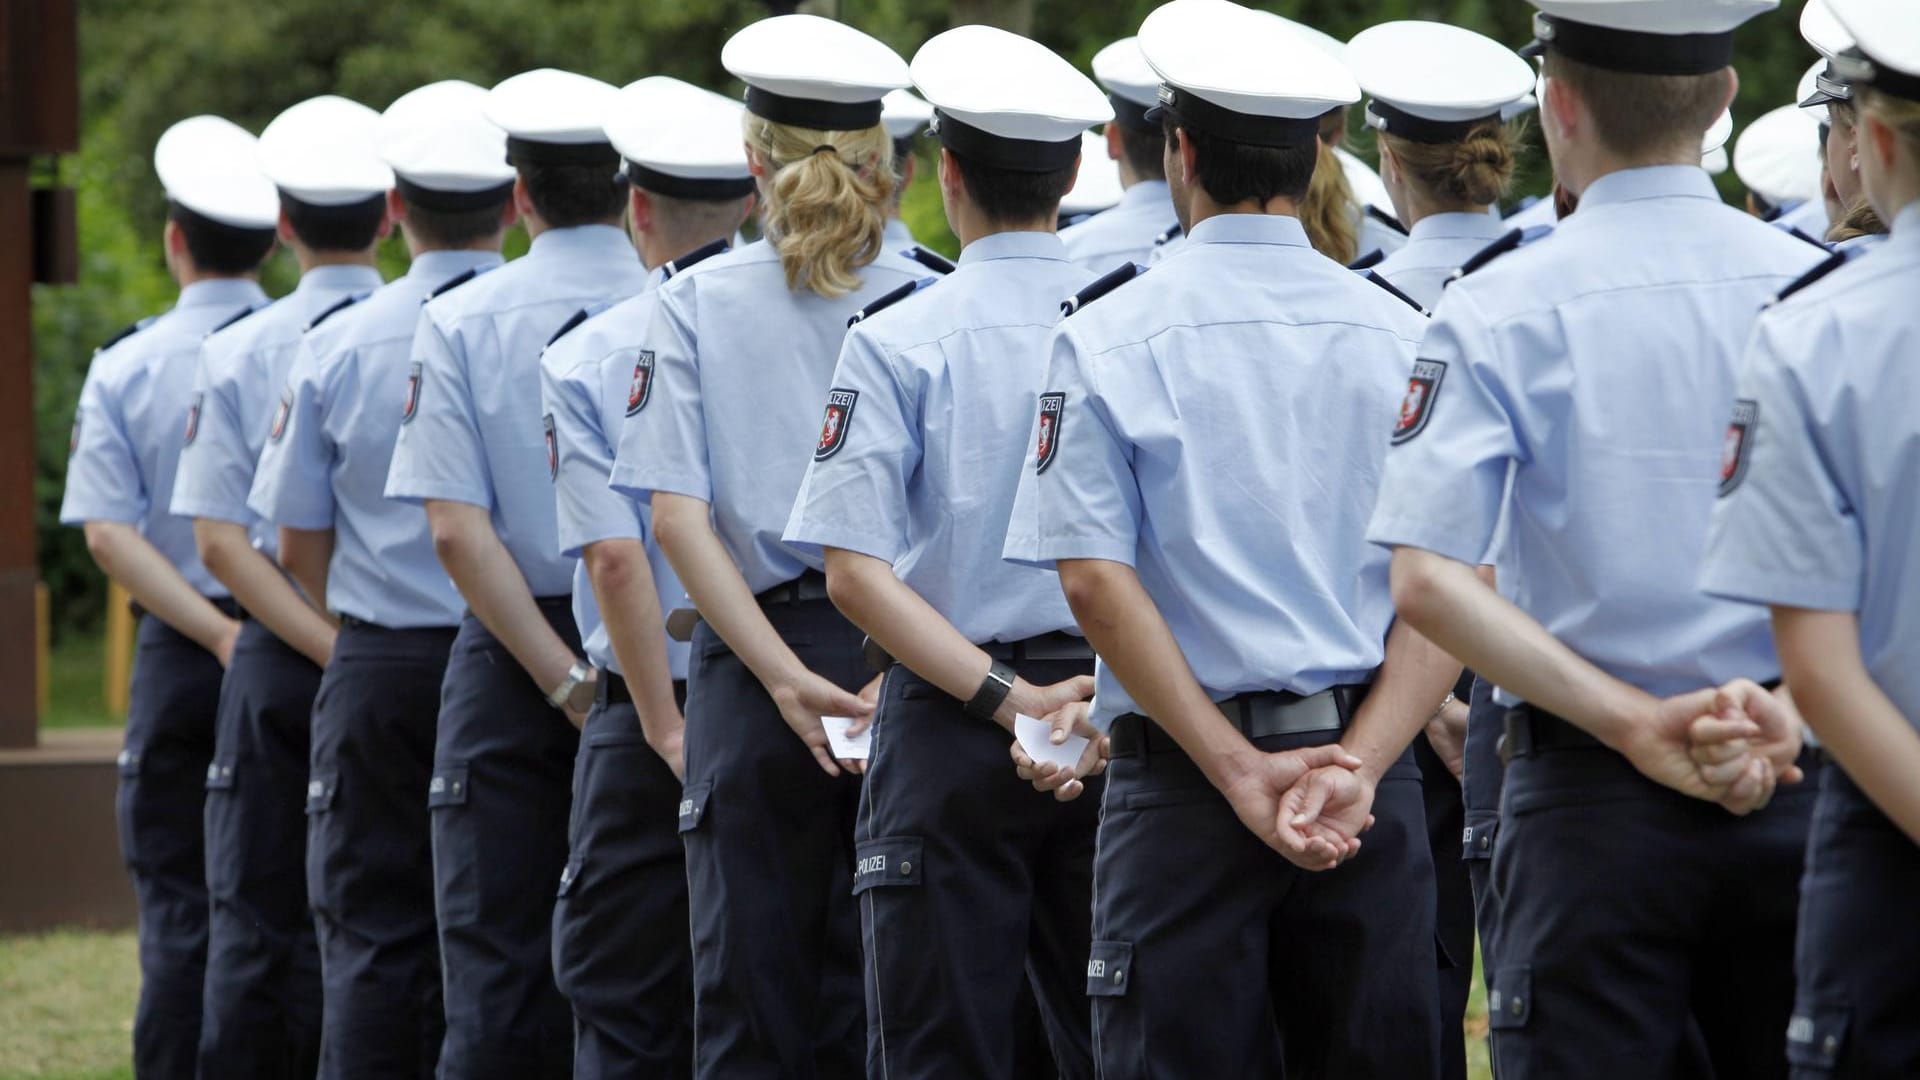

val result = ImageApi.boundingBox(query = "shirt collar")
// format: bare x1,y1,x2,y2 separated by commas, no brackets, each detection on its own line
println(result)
1891,200,1920,245
295,263,385,296
958,230,1069,266
528,223,640,263
1186,213,1311,249
1576,165,1722,212
1407,210,1510,244
406,249,505,286
1117,179,1172,212
175,278,268,310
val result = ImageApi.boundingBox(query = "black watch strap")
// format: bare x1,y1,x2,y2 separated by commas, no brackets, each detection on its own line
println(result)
963,660,1017,723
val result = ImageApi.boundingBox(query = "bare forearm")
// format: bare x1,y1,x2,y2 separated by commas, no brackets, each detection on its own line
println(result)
1775,608,1920,843
278,526,334,614
426,501,577,693
654,493,804,690
586,539,682,740
1058,559,1252,786
1390,547,1653,751
195,519,336,666
84,522,236,654
1344,617,1462,782
825,548,993,704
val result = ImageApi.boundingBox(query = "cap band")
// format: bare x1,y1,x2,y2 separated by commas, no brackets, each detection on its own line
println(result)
1831,48,1920,104
619,161,756,202
1147,85,1319,149
506,137,621,167
395,177,516,213
1525,13,1734,76
744,86,883,131
1366,101,1503,145
1800,61,1855,108
1109,93,1157,133
931,111,1082,173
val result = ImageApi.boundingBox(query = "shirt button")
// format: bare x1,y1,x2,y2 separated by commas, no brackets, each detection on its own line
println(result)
1510,996,1525,1017
898,861,912,876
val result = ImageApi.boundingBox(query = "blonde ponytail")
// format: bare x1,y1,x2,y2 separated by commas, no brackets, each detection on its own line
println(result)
1381,120,1521,210
1301,139,1359,264
744,114,897,298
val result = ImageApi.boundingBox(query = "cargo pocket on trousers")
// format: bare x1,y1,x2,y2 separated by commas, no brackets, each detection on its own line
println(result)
1086,941,1133,998
201,758,241,895
1785,1002,1850,1072
1461,812,1498,862
427,763,477,927
556,854,584,899
1487,966,1532,1031
851,837,923,895
114,747,145,872
678,781,712,834
304,772,339,916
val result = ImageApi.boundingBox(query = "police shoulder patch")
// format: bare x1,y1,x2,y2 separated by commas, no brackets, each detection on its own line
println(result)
269,386,293,443
663,238,730,279
1719,398,1759,497
1391,360,1447,445
847,278,934,328
1363,270,1428,316
1367,205,1409,236
183,391,205,446
1062,262,1145,318
626,351,656,417
1034,392,1066,474
813,388,858,461
1769,251,1849,307
427,267,480,299
905,246,956,275
543,413,559,480
304,293,366,333
402,361,423,424
1348,248,1386,271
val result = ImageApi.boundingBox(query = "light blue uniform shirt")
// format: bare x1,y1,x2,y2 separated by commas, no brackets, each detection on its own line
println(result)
785,231,1092,645
1006,214,1428,729
1701,202,1920,727
541,250,711,680
386,225,647,599
1503,196,1559,232
608,239,926,594
61,278,270,597
1371,211,1512,311
884,218,922,254
1059,180,1175,273
1775,197,1830,240
248,250,501,628
1366,166,1829,699
171,265,384,558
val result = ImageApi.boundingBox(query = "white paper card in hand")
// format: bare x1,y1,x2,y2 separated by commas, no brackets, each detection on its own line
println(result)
1015,713,1088,771
822,716,871,760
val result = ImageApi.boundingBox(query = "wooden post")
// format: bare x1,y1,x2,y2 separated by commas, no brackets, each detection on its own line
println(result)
105,583,134,717
35,582,49,720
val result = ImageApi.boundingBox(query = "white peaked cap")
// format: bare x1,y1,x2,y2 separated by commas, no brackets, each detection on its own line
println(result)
154,115,279,229
604,77,754,197
912,25,1111,154
1139,0,1360,141
882,90,934,141
1092,37,1160,109
1348,21,1537,141
1060,131,1125,215
1734,103,1824,204
257,95,393,206
487,69,621,146
377,81,515,195
724,14,910,130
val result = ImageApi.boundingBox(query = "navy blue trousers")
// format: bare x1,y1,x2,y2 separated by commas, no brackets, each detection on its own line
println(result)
1786,763,1920,1079
430,601,581,1080
121,613,224,1079
679,599,866,1080
308,623,455,1080
552,679,693,1079
855,660,1099,1080
1089,723,1440,1079
200,618,324,1080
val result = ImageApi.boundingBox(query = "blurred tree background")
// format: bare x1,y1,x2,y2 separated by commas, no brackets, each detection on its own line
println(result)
35,0,1824,638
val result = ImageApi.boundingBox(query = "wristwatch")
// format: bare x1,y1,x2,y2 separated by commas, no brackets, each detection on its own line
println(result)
963,660,1018,723
548,660,597,713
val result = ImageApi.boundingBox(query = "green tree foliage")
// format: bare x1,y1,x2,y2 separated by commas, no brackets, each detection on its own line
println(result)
35,0,1823,633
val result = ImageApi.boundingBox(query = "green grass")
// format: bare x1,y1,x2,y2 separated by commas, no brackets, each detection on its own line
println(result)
42,634,118,732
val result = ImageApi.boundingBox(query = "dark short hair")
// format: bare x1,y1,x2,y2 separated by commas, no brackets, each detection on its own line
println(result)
517,160,627,228
1162,114,1318,206
1544,53,1730,159
1117,124,1167,180
403,198,510,250
167,202,275,274
949,148,1077,226
281,192,387,252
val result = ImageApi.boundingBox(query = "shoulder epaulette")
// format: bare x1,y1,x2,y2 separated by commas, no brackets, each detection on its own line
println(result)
847,277,937,328
1349,249,1386,271
1444,226,1551,289
1362,270,1429,317
1059,211,1095,229
1366,205,1409,236
207,304,258,335
1152,223,1183,247
546,308,593,348
1768,251,1850,307
304,293,367,333
96,315,157,355
1785,226,1831,252
663,238,731,279
428,267,480,299
1061,262,1146,318
904,245,956,275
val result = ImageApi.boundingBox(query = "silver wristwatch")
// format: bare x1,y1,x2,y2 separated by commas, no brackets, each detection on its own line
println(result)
548,660,596,712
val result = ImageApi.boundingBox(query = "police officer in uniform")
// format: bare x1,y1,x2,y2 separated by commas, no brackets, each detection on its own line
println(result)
608,15,927,1077
60,115,276,1079
383,68,648,1080
541,75,755,1079
1058,36,1176,272
784,25,1109,1078
171,94,393,1080
247,81,513,1079
1801,0,1891,252
1370,2,1830,1076
1004,1,1453,1074
1701,3,1920,1073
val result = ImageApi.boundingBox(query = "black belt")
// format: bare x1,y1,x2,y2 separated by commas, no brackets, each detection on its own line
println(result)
337,614,458,633
1110,683,1371,759
863,630,1094,673
1502,679,1786,764
132,595,244,621
755,570,829,607
598,671,631,707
